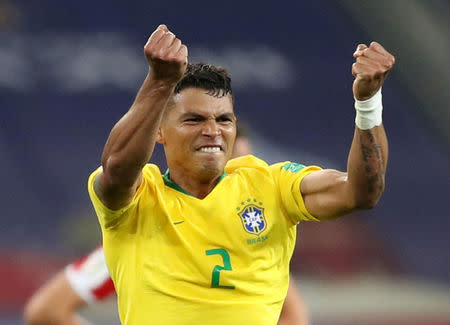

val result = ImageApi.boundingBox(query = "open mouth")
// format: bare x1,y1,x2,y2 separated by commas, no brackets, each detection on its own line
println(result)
198,146,222,153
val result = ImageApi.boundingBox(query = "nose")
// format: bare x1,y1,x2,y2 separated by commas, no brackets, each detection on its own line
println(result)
202,120,221,137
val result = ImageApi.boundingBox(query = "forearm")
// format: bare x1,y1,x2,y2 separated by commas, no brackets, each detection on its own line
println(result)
51,314,93,325
347,124,388,208
63,315,93,325
24,272,92,325
301,42,393,219
102,74,174,187
25,310,92,325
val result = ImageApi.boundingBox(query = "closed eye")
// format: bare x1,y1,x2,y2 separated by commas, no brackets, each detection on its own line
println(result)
217,117,232,122
216,114,235,123
185,118,203,122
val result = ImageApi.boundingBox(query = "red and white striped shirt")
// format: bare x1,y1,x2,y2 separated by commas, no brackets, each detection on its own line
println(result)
65,245,115,303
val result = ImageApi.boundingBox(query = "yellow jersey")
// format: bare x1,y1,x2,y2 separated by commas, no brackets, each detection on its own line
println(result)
88,155,321,325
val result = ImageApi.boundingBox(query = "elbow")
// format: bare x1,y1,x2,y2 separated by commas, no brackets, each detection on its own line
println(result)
102,155,122,180
102,155,141,189
355,181,385,210
357,196,380,210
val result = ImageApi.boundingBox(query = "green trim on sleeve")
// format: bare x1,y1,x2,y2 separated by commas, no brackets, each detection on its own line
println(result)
282,162,305,173
291,168,321,222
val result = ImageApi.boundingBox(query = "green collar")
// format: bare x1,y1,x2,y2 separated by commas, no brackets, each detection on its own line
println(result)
163,169,227,197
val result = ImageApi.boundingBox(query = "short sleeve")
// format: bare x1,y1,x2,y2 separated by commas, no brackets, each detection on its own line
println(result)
65,246,115,303
269,161,322,224
87,165,154,230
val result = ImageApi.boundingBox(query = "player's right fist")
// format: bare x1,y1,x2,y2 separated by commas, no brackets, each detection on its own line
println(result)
144,24,188,85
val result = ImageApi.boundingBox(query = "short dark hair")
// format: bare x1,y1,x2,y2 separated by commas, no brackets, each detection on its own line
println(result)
174,62,232,98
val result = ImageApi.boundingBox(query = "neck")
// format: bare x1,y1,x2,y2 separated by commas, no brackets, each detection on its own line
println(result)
166,168,224,199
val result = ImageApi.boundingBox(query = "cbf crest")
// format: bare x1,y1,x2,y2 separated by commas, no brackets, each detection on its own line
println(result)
237,201,267,236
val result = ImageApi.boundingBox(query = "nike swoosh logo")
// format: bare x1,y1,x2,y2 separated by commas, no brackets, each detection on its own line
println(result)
173,221,184,225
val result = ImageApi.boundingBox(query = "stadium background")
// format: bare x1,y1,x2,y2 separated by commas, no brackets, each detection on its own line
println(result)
1,1,449,324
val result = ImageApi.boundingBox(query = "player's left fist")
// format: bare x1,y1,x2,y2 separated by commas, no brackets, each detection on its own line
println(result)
352,42,395,100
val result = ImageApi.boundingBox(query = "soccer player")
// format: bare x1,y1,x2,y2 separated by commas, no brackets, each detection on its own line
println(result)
89,24,394,325
23,127,310,325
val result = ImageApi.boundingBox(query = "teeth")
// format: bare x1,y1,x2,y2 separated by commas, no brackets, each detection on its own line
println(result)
200,147,221,153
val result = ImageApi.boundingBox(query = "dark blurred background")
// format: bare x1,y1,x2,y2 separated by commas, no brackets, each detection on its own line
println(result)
1,1,449,324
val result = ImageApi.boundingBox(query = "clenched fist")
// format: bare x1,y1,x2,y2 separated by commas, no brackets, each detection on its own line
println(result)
352,42,395,100
144,24,188,85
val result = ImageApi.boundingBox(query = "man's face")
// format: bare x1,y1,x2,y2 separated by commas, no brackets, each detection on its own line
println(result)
158,88,236,179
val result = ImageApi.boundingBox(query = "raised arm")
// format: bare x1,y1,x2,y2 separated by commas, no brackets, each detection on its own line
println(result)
95,24,188,210
301,42,395,220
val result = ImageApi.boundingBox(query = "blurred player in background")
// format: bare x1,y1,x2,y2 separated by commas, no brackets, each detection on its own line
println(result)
23,123,309,325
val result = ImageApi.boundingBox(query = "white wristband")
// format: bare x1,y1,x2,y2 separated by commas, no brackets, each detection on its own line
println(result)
354,88,383,130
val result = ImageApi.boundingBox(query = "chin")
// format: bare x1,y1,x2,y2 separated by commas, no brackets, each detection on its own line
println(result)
199,161,223,178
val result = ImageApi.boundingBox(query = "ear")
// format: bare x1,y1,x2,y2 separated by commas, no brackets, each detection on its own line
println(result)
156,127,164,144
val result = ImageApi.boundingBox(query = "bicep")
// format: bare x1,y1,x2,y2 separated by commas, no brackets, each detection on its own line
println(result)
94,171,143,211
301,169,356,220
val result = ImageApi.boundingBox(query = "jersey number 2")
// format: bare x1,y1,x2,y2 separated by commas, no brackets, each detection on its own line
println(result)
205,248,235,289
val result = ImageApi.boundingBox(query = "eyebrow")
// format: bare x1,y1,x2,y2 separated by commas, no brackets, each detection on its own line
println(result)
179,112,235,120
179,112,206,120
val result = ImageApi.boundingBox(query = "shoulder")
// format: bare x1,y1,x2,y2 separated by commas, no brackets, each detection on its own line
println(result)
142,163,163,180
225,155,270,174
133,164,166,200
225,155,312,177
140,163,166,190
